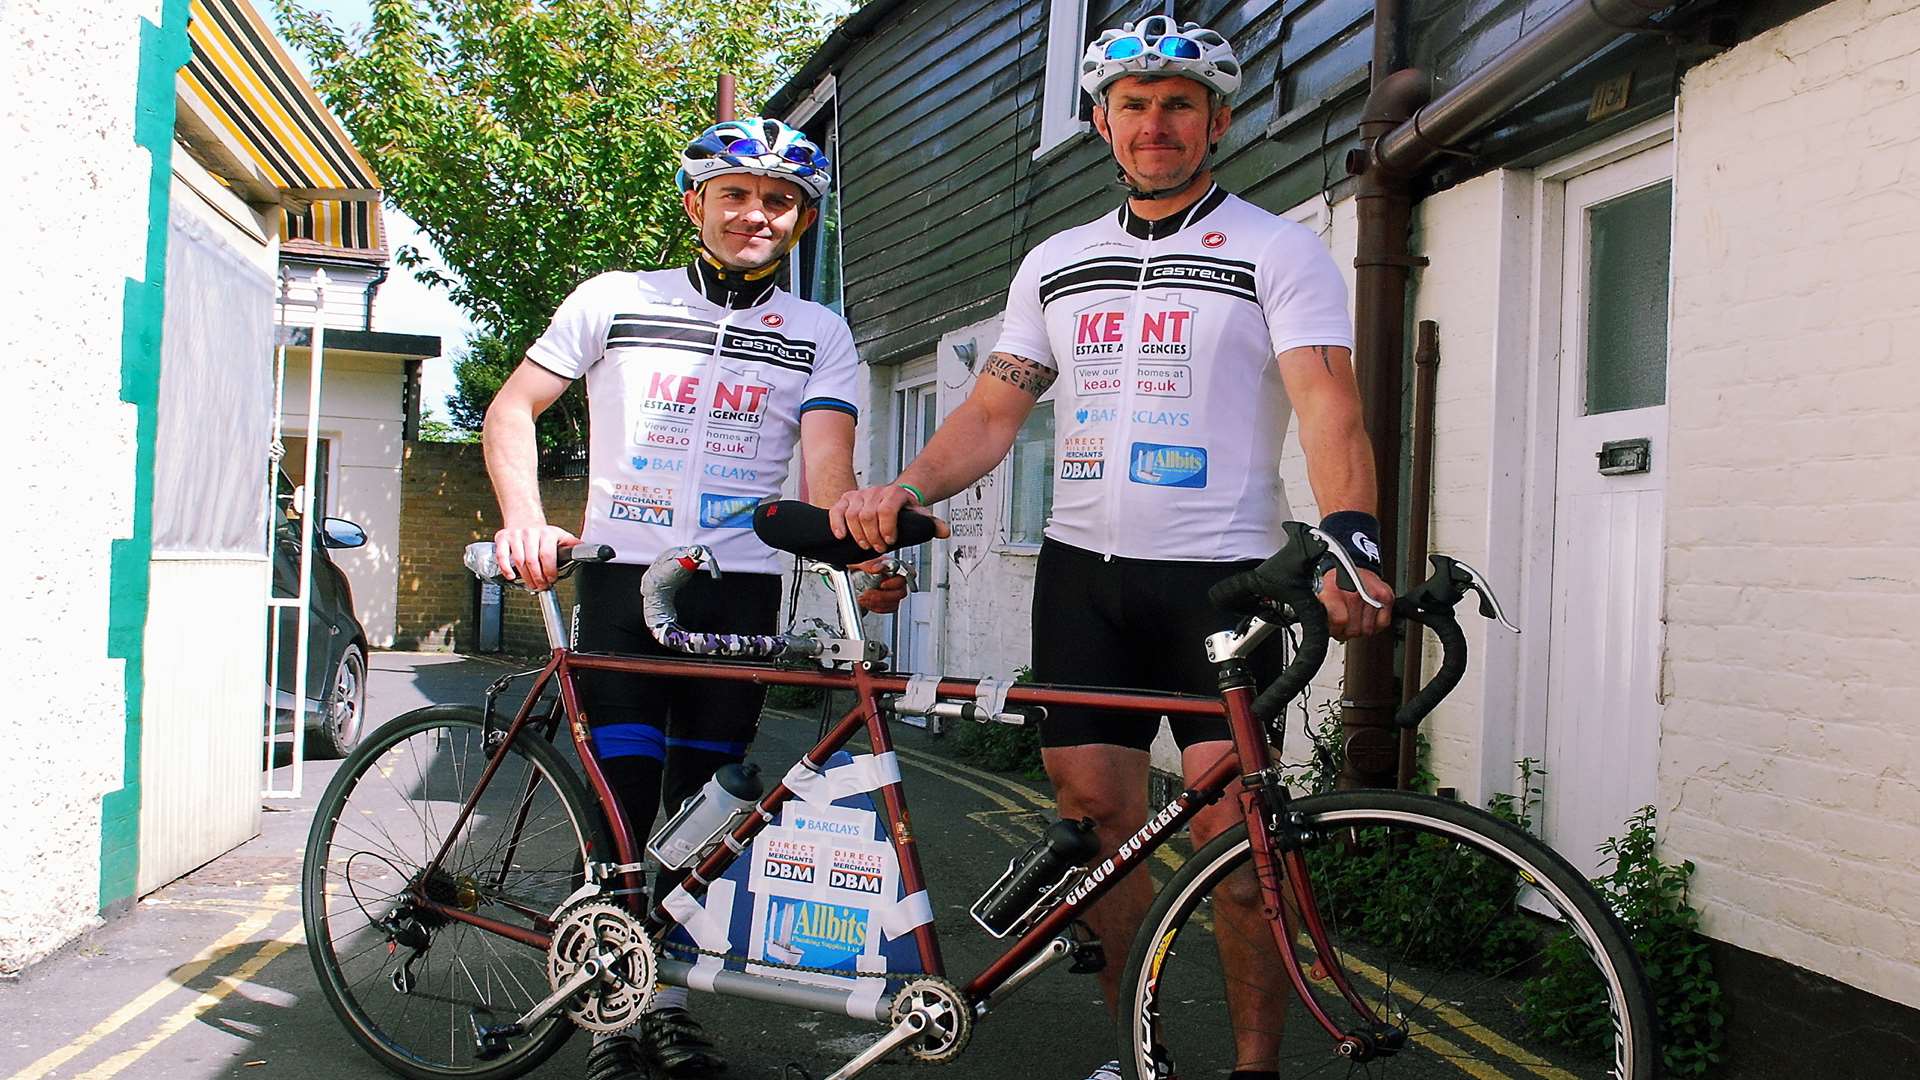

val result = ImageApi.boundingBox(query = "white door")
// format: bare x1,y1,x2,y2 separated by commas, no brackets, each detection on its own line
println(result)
1542,148,1673,878
892,371,943,677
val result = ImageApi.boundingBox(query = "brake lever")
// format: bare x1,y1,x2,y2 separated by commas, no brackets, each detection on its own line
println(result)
1305,526,1385,610
1412,555,1519,633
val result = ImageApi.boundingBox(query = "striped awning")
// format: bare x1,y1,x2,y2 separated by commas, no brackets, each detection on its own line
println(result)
177,0,385,254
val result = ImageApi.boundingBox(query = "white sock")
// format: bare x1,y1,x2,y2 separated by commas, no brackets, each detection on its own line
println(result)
648,985,690,1013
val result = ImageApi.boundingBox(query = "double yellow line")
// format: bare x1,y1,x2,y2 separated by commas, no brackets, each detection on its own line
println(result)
11,887,304,1080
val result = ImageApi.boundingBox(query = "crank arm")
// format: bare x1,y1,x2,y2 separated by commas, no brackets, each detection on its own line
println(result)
508,947,620,1033
822,1008,931,1080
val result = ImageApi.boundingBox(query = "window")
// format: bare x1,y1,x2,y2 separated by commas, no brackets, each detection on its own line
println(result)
1583,181,1672,414
1034,0,1091,158
1003,402,1054,547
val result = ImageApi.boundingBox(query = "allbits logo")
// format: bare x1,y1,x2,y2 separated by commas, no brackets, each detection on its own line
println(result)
790,902,867,949
699,493,760,529
1129,443,1209,489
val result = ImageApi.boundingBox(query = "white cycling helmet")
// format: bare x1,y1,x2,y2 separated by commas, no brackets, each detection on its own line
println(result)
676,118,833,203
1079,15,1242,101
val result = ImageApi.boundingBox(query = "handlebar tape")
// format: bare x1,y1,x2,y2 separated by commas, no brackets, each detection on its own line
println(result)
1250,587,1328,723
1392,597,1468,729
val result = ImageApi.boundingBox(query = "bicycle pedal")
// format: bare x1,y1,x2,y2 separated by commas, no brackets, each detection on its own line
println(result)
470,1012,522,1061
1067,920,1106,974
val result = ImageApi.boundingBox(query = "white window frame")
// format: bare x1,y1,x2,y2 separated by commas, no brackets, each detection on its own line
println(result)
1034,0,1090,159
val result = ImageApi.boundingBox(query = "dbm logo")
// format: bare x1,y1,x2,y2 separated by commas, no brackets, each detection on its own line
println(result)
765,856,816,884
699,493,760,529
830,867,883,894
609,495,673,525
1129,443,1208,489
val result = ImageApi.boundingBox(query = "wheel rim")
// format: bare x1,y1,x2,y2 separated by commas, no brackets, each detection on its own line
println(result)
326,649,365,748
1133,814,1645,1079
307,718,593,1074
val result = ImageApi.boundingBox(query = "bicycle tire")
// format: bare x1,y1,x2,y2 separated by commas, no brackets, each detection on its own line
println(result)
303,704,614,1080
1120,789,1658,1079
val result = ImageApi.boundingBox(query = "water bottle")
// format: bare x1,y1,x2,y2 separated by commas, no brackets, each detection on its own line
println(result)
970,817,1100,937
648,763,763,869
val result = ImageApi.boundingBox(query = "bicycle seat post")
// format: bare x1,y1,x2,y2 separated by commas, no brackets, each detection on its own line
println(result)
825,567,866,645
538,590,568,651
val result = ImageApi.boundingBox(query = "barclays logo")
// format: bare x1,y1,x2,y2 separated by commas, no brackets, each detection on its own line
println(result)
1074,407,1192,428
631,455,686,473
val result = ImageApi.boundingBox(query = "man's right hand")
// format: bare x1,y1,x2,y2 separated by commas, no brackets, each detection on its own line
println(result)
830,484,951,552
493,523,581,592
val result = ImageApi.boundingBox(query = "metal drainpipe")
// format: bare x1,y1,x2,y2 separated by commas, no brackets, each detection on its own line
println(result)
1340,0,1677,790
1398,320,1440,790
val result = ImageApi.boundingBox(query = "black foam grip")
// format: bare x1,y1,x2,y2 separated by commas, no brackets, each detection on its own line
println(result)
752,499,939,567
560,544,615,565
1393,597,1468,729
1250,587,1330,724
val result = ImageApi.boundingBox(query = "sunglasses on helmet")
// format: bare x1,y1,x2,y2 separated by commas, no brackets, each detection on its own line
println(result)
1102,32,1204,61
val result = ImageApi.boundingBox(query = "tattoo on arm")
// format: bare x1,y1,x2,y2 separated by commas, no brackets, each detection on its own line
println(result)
982,352,1057,397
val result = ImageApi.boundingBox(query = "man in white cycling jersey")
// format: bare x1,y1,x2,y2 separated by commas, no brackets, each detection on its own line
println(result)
831,17,1392,1080
485,117,902,1080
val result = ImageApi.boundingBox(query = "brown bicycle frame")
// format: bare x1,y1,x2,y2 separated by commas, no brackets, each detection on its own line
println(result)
406,642,1381,1039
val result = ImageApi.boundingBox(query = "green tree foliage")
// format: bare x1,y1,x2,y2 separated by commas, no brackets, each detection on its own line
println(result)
274,0,833,444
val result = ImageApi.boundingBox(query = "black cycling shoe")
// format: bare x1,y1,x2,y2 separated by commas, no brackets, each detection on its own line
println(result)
641,1006,726,1076
586,1033,653,1080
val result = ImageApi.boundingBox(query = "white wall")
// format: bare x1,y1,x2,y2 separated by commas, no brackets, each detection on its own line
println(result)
281,260,383,332
1661,0,1920,1008
0,0,163,971
1396,0,1920,1008
282,352,407,646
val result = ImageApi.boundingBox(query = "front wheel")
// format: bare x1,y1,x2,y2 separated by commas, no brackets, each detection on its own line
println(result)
303,705,613,1080
1121,789,1658,1079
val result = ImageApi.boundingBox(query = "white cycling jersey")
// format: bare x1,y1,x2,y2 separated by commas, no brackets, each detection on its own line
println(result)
528,265,859,574
994,185,1353,562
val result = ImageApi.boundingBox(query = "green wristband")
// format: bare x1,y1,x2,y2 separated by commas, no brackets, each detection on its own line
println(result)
897,482,927,506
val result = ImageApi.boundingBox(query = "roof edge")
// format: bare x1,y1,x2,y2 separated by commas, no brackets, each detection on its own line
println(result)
764,0,915,117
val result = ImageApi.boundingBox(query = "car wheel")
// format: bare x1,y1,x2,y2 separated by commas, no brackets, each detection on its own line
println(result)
312,643,368,758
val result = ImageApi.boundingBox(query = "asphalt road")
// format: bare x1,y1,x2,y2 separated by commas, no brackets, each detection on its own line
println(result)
0,653,1134,1080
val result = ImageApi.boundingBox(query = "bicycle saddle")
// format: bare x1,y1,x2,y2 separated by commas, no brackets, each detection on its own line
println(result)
752,500,940,567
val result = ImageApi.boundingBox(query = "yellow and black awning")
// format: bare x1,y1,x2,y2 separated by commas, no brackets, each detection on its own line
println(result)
176,0,384,253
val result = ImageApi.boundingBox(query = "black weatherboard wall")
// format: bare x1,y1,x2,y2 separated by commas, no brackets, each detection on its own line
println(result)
774,0,1373,369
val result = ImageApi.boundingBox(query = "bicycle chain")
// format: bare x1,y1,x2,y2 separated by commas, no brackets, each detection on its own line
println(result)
658,938,933,983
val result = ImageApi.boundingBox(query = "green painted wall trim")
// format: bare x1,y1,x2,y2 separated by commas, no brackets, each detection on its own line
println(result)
100,0,192,911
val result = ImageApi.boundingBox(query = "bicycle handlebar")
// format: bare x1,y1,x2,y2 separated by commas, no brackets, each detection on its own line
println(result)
1211,526,1514,727
462,540,615,589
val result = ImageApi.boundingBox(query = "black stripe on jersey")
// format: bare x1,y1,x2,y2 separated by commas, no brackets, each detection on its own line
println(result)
608,338,715,357
1043,278,1260,307
1039,255,1144,287
609,321,718,345
718,327,816,372
1039,266,1148,305
719,348,813,375
725,324,817,350
611,311,725,330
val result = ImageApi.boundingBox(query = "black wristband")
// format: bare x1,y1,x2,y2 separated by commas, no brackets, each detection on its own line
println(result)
1319,510,1384,577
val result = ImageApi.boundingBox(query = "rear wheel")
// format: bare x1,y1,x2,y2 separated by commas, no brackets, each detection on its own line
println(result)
1121,789,1658,1079
303,705,613,1079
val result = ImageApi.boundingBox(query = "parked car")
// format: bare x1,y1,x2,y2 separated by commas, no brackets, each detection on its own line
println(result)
271,473,370,757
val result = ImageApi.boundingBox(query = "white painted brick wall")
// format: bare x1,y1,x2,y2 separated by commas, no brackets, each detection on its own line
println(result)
1664,0,1920,1008
0,0,163,971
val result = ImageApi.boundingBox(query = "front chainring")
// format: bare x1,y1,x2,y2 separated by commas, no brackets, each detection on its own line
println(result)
545,900,658,1034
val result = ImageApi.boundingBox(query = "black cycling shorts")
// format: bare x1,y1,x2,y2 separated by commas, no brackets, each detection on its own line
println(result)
573,562,782,763
1030,539,1283,752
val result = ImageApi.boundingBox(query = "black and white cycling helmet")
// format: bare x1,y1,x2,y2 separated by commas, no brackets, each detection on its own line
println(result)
676,118,833,203
1079,15,1242,101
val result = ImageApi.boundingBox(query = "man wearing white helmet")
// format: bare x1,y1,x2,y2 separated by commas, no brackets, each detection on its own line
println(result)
832,16,1392,1080
485,117,902,1080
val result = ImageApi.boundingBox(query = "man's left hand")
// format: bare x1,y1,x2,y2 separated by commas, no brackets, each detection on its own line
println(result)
1318,566,1395,640
852,557,910,615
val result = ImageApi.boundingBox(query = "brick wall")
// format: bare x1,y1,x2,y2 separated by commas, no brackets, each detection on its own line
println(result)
1663,0,1920,1009
395,441,587,655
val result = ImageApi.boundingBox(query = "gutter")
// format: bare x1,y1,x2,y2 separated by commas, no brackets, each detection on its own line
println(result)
763,0,914,116
1338,0,1681,790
